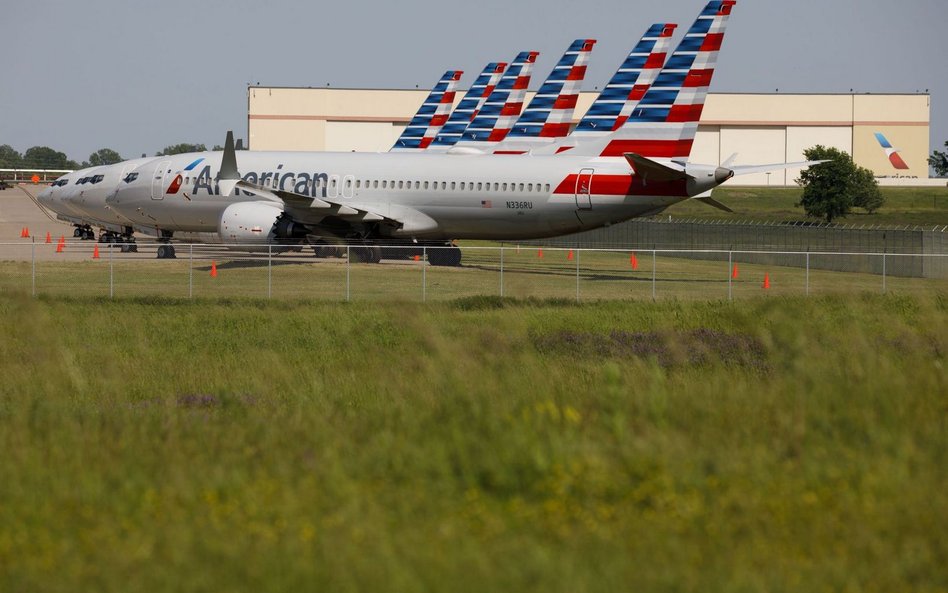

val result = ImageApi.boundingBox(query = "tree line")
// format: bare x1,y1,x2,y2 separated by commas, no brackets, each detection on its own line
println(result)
0,143,224,171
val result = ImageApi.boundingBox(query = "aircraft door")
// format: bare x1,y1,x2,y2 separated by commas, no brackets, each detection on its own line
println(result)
327,174,340,198
575,168,593,210
151,160,171,200
342,174,355,198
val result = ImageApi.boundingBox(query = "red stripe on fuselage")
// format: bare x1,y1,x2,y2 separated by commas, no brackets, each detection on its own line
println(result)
553,173,688,197
552,95,578,110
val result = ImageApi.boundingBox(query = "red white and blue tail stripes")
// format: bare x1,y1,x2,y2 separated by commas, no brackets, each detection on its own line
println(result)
430,62,507,149
599,0,735,158
575,24,676,134
457,51,539,145
505,39,596,141
391,70,463,151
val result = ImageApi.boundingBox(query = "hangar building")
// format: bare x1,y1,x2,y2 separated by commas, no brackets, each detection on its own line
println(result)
247,87,931,186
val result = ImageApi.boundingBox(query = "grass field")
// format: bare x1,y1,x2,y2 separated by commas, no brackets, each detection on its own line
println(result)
1,292,946,592
669,186,948,227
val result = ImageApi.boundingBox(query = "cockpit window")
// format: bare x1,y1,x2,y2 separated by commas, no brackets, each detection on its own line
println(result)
90,174,105,184
51,179,70,187
123,172,139,183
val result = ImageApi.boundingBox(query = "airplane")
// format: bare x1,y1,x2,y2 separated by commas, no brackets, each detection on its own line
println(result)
90,0,818,266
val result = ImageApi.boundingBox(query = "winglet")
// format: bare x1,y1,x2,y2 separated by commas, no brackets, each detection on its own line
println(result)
219,130,240,197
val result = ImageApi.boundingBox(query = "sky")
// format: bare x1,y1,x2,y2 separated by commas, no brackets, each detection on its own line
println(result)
2,0,946,163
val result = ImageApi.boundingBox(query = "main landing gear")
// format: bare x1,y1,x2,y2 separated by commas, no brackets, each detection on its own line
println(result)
156,244,176,259
73,225,95,240
98,231,138,253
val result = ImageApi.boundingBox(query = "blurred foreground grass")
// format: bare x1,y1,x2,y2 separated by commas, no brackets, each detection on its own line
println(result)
1,293,946,592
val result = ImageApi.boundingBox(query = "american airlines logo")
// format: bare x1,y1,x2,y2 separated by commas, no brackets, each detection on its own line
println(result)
874,132,910,170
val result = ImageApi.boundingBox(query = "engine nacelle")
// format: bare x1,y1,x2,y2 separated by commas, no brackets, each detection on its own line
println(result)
217,201,282,244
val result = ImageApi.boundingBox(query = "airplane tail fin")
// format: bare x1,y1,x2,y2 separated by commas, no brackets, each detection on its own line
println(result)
430,62,507,149
453,51,539,147
558,1,736,159
503,39,596,142
576,23,676,134
391,70,463,151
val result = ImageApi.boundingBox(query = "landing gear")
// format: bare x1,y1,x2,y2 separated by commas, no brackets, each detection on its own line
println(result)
97,231,138,253
351,245,382,264
156,244,176,259
74,225,95,240
428,245,462,267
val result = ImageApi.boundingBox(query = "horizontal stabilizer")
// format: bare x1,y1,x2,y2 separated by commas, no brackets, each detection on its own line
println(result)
695,196,733,213
729,160,829,176
624,153,688,182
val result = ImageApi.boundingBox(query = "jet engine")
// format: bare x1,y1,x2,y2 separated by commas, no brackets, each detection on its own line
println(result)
217,201,283,244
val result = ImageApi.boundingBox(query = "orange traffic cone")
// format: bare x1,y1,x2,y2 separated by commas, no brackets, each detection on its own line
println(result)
56,238,64,253
763,273,770,290
45,232,52,244
92,244,100,259
413,255,420,261
538,248,544,259
732,263,739,279
210,261,218,278
567,249,574,261
20,227,29,238
630,252,638,270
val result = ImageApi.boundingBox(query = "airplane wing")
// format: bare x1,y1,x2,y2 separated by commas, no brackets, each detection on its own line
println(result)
234,179,396,225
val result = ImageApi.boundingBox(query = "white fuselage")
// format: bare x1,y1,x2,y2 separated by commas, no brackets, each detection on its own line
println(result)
100,149,701,242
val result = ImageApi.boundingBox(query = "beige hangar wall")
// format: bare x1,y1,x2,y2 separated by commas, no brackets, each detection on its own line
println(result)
248,88,931,185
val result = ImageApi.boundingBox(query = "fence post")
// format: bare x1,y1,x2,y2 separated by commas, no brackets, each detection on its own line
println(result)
575,248,580,302
499,246,505,297
267,243,272,300
109,241,114,299
188,244,193,299
806,252,810,297
728,250,732,301
652,250,657,300
31,237,35,298
422,246,427,303
346,245,351,302
882,253,887,294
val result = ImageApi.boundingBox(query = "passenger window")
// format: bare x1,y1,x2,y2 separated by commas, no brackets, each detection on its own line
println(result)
518,183,524,192
502,183,507,191
424,181,429,189
414,181,420,189
545,184,551,192
441,182,446,190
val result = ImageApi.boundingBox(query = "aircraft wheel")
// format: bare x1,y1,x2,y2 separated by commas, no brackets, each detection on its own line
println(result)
429,246,462,267
156,245,177,259
74,228,83,238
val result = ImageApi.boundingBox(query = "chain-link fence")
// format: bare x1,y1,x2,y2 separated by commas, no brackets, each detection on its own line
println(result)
524,219,948,279
2,241,946,302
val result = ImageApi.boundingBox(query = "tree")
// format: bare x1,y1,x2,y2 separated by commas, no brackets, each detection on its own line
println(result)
796,145,884,223
88,148,123,166
156,143,207,156
851,166,884,214
21,146,73,170
0,145,22,168
930,141,948,177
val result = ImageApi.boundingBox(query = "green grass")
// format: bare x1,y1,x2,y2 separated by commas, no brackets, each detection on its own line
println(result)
1,293,946,592
668,186,948,227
